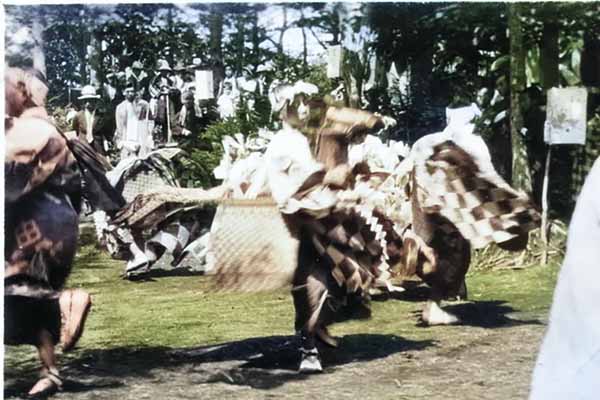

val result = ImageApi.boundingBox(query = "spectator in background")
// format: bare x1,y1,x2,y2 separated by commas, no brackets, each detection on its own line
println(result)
115,85,152,159
217,80,237,119
529,157,600,400
182,66,196,94
72,85,110,155
102,69,126,155
125,61,149,99
175,90,202,137
104,69,125,106
172,61,187,93
149,60,177,145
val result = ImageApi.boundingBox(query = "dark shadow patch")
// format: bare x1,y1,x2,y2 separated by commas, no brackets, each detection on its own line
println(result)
190,334,433,389
122,267,209,282
4,334,434,396
407,299,543,329
442,300,543,328
372,283,543,329
133,267,209,279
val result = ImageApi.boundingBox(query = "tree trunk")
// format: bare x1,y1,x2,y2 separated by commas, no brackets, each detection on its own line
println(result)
331,4,343,45
540,21,559,91
407,43,435,140
278,5,287,56
250,9,260,76
209,5,224,95
509,3,532,193
79,30,89,85
300,8,308,69
234,16,245,76
31,19,46,77
526,16,560,205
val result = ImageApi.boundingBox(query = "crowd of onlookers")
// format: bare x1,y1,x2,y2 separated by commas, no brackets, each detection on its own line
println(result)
67,58,240,162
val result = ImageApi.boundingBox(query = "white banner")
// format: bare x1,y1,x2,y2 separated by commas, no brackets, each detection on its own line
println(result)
544,87,587,145
327,45,343,79
195,70,214,100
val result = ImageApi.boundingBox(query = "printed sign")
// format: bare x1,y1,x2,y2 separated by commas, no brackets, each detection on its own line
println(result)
544,87,587,145
195,70,214,100
327,45,343,79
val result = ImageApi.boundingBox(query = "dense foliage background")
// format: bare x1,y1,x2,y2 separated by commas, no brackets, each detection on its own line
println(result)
5,2,600,219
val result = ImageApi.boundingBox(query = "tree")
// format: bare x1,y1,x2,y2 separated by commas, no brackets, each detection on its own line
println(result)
508,3,533,193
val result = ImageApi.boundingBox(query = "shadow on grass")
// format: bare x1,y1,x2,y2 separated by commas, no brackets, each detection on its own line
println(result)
441,300,543,328
5,334,433,397
124,267,209,282
372,284,543,329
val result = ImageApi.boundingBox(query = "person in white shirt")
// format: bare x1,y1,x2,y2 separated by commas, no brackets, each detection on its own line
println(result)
114,86,152,159
529,157,600,400
217,80,237,119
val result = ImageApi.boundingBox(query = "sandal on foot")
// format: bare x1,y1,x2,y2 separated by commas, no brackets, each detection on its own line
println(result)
28,369,62,397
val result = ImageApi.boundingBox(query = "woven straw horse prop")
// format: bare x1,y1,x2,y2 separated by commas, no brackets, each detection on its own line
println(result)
93,148,219,279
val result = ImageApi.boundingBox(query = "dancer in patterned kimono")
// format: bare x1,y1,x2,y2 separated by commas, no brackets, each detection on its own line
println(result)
399,105,540,325
260,87,540,369
256,84,407,372
4,67,124,396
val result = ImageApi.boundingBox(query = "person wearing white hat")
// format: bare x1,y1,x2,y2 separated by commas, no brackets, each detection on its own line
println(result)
148,59,174,98
73,85,109,155
125,60,149,99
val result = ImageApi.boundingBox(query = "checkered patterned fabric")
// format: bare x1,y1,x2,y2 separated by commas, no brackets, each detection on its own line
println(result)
209,172,403,294
112,187,223,230
414,141,540,249
281,169,404,294
303,206,401,293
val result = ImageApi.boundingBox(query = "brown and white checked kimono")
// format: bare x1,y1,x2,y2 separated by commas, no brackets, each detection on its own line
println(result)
399,126,541,315
262,125,404,338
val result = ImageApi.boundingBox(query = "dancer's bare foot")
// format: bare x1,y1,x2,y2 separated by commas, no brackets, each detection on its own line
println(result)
421,300,459,325
59,289,92,352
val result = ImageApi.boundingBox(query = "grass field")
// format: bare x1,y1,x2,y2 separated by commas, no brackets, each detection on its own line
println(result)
4,232,562,399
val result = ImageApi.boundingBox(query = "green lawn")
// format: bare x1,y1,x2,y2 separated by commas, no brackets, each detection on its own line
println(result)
4,239,561,383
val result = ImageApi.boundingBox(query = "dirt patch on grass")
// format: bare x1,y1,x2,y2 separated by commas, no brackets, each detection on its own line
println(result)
4,303,546,400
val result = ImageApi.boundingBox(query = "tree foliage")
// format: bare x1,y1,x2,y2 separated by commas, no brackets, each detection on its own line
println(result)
5,3,599,215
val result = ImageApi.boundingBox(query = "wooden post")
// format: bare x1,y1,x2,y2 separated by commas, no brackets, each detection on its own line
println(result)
541,146,551,265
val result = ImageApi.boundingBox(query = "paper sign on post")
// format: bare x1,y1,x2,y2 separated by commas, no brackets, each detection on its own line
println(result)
544,87,587,145
327,45,343,79
195,70,214,100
